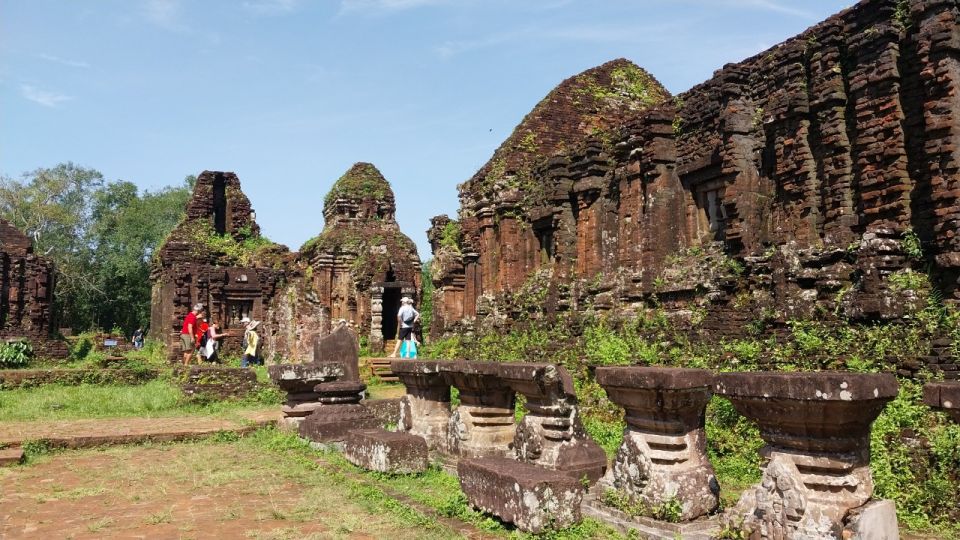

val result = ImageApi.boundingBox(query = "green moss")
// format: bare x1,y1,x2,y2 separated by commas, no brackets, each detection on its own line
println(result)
187,220,278,267
323,162,393,208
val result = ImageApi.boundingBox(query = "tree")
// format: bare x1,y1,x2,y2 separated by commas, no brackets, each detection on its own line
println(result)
0,164,191,334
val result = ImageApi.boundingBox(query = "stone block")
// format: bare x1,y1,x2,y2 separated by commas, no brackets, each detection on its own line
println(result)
458,457,584,533
343,429,428,473
298,404,381,443
0,447,24,467
923,381,960,423
267,362,343,393
842,499,900,540
313,326,361,381
176,366,258,401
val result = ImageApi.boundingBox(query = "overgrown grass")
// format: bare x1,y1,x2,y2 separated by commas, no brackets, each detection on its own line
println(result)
0,380,274,422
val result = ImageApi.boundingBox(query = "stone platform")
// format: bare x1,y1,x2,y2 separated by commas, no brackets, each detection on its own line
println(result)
343,429,428,474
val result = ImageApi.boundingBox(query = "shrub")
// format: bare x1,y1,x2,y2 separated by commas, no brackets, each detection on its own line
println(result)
0,339,33,368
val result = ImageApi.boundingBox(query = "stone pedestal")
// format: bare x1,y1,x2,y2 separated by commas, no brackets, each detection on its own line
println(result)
392,360,452,451
458,457,584,533
595,367,719,521
716,372,899,540
298,380,379,443
440,361,516,458
267,362,344,429
923,381,960,423
500,363,607,483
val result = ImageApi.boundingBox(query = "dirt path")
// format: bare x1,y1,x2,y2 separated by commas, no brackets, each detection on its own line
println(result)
0,442,461,539
0,410,279,448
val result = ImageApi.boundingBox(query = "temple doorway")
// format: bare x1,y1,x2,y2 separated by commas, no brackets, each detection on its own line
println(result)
381,287,401,341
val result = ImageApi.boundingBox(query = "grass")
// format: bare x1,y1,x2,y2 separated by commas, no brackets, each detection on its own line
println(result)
0,380,273,422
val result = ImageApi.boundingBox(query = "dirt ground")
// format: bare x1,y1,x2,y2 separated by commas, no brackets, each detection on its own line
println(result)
0,442,456,540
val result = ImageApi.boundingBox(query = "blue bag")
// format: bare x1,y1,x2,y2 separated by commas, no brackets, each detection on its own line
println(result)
400,340,418,359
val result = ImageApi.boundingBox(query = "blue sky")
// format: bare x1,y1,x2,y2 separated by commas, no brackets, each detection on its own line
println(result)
2,0,852,259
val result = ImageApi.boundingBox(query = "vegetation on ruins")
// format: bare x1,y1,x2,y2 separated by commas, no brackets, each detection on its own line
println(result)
424,305,960,535
0,163,192,334
323,162,393,208
186,219,282,268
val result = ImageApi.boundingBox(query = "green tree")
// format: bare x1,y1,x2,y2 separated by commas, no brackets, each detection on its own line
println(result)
0,164,191,334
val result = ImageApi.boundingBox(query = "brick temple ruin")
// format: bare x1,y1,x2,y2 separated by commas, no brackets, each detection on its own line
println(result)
300,162,422,353
429,0,960,346
150,171,294,358
150,164,421,360
0,219,67,357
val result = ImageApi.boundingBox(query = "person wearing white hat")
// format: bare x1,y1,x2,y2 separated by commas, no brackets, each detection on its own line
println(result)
390,297,420,358
242,320,262,367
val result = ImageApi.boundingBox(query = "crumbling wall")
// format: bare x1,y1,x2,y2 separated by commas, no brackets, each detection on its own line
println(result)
0,219,67,358
431,0,960,344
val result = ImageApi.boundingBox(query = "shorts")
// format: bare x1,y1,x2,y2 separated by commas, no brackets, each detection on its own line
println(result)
398,327,413,340
180,333,194,352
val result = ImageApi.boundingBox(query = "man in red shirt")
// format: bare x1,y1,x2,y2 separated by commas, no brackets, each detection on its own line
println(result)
181,303,203,365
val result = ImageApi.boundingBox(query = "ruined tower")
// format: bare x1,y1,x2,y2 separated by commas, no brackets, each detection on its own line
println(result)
0,219,66,357
430,0,960,339
149,171,291,358
300,162,422,353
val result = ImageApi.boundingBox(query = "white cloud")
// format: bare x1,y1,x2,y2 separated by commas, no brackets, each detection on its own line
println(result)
339,0,449,14
242,0,302,15
20,85,73,108
37,54,90,69
144,0,188,31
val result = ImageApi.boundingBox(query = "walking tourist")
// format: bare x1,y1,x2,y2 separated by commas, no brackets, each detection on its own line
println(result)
194,314,210,363
389,297,419,358
132,327,145,350
180,304,203,365
242,320,262,367
203,322,228,363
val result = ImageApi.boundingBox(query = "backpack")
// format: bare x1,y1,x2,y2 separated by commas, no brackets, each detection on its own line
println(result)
198,331,208,349
401,307,415,324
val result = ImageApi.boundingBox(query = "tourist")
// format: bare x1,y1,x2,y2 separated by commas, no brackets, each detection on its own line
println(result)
132,327,145,350
242,320,262,367
180,303,203,365
203,322,228,363
194,314,210,363
389,297,419,358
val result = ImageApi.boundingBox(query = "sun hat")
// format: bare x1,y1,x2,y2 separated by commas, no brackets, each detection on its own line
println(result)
401,297,412,304
240,316,251,324
248,320,261,330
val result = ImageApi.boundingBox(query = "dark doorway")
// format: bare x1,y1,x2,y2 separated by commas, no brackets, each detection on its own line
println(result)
382,288,401,341
213,173,227,235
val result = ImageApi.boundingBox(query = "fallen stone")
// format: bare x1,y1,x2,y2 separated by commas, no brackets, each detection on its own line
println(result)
0,446,24,466
843,499,899,540
298,404,381,443
458,457,584,533
343,429,428,473
281,401,324,417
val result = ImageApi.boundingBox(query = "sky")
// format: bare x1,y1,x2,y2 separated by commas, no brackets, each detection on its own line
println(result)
2,0,853,259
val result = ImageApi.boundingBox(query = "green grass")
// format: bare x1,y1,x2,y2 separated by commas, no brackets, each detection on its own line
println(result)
0,380,272,422
246,428,628,539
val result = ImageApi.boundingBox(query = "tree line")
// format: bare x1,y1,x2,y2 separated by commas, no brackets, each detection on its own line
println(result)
0,162,192,335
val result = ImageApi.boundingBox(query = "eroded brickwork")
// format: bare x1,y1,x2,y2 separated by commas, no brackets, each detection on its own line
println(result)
430,0,960,356
0,219,67,358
